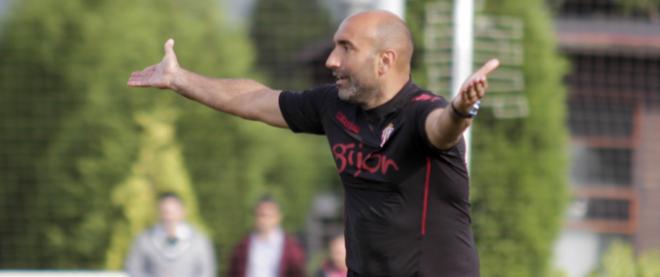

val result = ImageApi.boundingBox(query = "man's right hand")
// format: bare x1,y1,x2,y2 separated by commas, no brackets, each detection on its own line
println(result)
128,38,180,90
126,38,287,128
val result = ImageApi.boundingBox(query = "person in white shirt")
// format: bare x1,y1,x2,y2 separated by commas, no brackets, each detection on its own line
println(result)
229,196,305,277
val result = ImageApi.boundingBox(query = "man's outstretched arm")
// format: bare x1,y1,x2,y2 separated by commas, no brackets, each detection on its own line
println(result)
425,59,500,150
128,39,287,128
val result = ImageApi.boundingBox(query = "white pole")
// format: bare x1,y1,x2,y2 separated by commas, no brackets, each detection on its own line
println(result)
451,0,474,168
376,0,405,18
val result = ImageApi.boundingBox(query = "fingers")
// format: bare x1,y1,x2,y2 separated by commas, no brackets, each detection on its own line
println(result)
475,77,486,99
140,65,157,74
127,75,146,87
459,59,497,104
128,66,155,79
127,65,155,87
164,38,175,59
128,72,150,87
463,77,487,103
475,58,500,77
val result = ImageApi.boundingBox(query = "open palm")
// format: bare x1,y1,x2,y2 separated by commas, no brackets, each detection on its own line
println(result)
128,39,180,89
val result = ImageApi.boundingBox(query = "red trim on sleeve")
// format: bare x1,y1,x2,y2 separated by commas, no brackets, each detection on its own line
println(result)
421,157,431,235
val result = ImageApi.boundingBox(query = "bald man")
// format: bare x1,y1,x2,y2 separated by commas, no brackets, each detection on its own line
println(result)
128,10,498,276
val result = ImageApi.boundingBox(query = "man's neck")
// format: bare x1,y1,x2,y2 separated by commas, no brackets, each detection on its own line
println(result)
362,74,409,110
164,222,181,238
255,228,281,241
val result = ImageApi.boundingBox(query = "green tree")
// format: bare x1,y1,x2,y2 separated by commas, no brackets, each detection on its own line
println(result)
0,0,335,269
600,241,638,277
589,241,660,277
406,0,435,86
470,1,569,276
0,0,92,266
104,105,206,269
639,251,660,277
28,0,256,268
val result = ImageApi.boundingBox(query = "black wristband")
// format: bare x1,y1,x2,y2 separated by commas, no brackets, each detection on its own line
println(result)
450,102,475,119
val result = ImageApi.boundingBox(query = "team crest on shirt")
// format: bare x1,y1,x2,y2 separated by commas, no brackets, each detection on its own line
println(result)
380,123,395,147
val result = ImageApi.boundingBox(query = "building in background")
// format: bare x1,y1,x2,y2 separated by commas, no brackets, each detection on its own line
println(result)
552,0,660,276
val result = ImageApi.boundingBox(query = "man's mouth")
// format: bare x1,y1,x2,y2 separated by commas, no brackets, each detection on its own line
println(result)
333,72,349,85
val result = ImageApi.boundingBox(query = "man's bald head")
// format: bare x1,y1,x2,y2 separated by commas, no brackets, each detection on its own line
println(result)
339,10,414,71
326,10,415,108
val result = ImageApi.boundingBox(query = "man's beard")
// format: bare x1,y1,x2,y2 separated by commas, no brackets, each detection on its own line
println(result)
337,80,359,102
337,77,376,105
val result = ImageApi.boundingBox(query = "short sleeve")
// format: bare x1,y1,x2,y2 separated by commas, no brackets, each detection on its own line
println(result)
279,84,335,134
413,93,466,157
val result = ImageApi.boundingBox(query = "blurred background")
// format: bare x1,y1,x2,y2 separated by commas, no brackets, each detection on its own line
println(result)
0,0,659,276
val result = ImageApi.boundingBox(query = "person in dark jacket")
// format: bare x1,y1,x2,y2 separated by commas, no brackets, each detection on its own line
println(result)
228,196,305,277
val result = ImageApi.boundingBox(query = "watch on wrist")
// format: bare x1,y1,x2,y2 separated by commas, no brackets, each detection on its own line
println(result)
450,101,479,118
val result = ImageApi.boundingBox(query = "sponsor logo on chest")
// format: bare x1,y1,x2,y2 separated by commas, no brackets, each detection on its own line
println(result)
332,142,399,177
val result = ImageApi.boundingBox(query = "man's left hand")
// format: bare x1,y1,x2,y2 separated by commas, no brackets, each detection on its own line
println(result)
453,59,500,115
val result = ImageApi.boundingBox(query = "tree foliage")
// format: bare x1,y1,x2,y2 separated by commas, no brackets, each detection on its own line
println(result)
104,105,207,269
471,1,569,276
0,0,334,270
405,0,433,86
589,241,660,277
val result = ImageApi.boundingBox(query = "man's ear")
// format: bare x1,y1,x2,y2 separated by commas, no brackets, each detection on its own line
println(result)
378,49,397,76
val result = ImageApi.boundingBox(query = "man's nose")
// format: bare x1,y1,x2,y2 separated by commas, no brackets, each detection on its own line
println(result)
326,50,340,70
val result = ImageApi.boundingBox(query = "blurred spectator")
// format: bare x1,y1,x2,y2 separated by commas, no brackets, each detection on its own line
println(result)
315,233,347,277
229,195,305,277
125,192,216,277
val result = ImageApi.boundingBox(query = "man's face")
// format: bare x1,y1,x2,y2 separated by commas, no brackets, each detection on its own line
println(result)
326,20,380,105
159,197,185,225
254,202,282,233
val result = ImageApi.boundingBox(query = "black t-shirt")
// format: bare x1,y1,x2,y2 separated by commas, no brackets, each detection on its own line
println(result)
279,81,479,277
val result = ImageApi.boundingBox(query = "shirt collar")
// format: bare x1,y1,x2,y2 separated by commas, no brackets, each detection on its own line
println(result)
154,222,193,241
364,79,416,119
251,228,284,244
